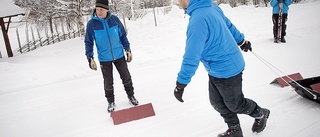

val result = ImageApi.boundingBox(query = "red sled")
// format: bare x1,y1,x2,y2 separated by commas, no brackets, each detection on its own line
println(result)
111,103,155,125
289,76,320,104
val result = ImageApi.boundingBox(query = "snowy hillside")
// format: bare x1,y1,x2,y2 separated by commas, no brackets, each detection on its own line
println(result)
1,1,320,137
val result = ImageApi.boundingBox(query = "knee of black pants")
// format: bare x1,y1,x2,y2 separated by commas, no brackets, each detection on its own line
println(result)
211,102,230,115
210,97,232,115
272,14,279,38
224,97,258,115
272,14,278,28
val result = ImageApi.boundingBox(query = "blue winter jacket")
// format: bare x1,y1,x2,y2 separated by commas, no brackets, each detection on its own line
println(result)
270,0,292,14
84,9,130,62
177,0,245,85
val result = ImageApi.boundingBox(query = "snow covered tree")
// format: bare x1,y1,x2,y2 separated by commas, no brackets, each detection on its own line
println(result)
109,0,172,20
60,0,94,37
15,0,66,33
109,0,141,20
14,0,94,37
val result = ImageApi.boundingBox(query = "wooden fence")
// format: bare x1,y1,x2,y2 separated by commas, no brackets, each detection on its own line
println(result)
13,18,86,54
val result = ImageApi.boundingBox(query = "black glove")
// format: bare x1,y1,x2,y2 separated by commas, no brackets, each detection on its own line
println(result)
238,39,252,52
88,57,97,71
125,49,132,62
174,81,187,102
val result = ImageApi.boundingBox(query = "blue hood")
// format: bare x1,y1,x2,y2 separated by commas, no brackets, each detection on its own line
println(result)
186,0,212,16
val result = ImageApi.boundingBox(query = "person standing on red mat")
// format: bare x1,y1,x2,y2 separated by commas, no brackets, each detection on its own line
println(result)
174,0,270,136
84,0,139,112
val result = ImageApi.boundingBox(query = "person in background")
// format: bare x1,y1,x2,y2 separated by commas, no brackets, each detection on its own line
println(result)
84,0,138,112
174,0,270,136
270,0,292,43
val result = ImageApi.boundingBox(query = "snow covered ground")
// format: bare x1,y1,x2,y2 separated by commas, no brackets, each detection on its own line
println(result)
1,1,320,137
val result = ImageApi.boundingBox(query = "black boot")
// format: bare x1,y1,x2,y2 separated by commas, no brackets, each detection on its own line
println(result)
217,124,243,137
252,108,270,133
128,96,139,106
107,102,115,113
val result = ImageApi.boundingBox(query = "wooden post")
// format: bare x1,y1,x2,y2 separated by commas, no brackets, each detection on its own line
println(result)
61,19,66,40
31,27,36,50
55,22,60,42
45,26,50,45
0,18,13,57
25,24,30,52
16,28,22,53
36,28,42,47
51,24,55,44
152,0,157,27
130,0,134,19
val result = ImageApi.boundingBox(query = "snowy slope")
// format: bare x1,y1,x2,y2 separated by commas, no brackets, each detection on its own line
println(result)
1,1,320,137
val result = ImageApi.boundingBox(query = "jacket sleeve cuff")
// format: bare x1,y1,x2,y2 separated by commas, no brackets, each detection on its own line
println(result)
237,39,245,46
176,81,187,89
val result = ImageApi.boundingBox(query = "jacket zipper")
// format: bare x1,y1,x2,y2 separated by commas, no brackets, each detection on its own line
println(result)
105,19,114,60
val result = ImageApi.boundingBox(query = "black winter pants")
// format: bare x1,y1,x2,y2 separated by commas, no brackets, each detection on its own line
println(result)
272,14,288,38
208,72,262,127
100,57,134,103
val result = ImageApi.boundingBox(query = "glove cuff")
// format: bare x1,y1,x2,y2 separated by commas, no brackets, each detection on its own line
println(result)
237,39,246,47
88,57,93,62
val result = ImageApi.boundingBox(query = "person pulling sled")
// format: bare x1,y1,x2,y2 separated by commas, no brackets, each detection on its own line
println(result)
174,0,270,137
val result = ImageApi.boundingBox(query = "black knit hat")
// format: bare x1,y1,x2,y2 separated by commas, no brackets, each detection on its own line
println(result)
96,0,109,10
